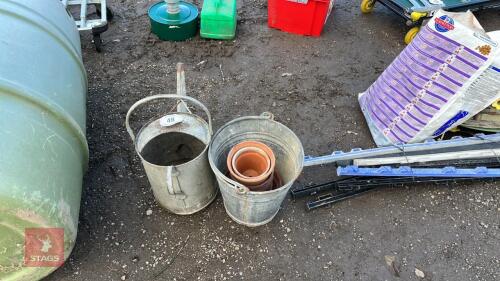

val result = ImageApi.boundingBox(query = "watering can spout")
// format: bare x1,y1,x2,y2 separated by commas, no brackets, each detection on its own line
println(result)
176,62,190,113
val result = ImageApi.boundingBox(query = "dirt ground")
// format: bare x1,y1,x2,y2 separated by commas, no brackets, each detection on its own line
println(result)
45,1,499,280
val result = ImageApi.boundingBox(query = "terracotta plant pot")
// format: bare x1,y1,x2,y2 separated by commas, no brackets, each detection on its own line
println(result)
232,147,270,178
241,169,283,192
227,141,276,188
244,172,275,192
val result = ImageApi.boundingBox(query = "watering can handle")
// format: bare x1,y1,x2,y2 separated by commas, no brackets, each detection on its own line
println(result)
166,166,185,196
125,94,213,143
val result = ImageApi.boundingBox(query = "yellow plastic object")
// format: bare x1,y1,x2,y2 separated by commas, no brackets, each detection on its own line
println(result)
493,99,500,110
360,0,375,13
404,26,420,44
449,127,461,133
410,11,427,22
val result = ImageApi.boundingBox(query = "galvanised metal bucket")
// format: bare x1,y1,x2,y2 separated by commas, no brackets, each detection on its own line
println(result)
208,113,304,227
126,95,217,215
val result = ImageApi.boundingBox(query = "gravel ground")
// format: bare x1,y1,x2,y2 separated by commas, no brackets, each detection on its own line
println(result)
45,1,499,280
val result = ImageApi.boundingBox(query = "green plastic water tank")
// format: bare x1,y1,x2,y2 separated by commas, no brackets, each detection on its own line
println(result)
0,0,88,280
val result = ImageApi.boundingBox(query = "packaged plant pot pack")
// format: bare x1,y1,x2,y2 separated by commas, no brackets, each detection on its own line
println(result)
359,10,500,146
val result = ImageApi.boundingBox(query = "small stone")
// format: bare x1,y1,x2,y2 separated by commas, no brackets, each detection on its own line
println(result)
281,73,292,77
146,209,153,216
346,130,358,136
121,275,126,280
286,227,291,233
415,268,425,278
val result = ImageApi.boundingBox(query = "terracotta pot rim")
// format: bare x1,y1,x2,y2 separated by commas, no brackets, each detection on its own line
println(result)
226,140,276,185
231,146,271,180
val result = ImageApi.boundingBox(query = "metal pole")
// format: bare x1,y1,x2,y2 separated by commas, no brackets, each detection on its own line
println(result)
80,0,87,28
303,133,500,167
101,0,107,22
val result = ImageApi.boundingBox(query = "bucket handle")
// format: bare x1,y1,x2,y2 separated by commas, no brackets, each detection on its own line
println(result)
260,112,274,120
125,94,213,143
222,175,251,194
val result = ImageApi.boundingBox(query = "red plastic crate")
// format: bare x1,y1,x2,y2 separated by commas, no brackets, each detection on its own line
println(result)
268,0,334,36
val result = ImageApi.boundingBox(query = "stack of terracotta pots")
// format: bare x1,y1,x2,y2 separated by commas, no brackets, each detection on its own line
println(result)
227,141,279,191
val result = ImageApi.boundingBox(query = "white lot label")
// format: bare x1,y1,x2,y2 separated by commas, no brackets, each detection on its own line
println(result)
160,115,183,127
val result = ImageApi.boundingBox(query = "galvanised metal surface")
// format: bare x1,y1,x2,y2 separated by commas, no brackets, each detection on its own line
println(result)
208,114,304,227
0,0,88,280
126,95,217,215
